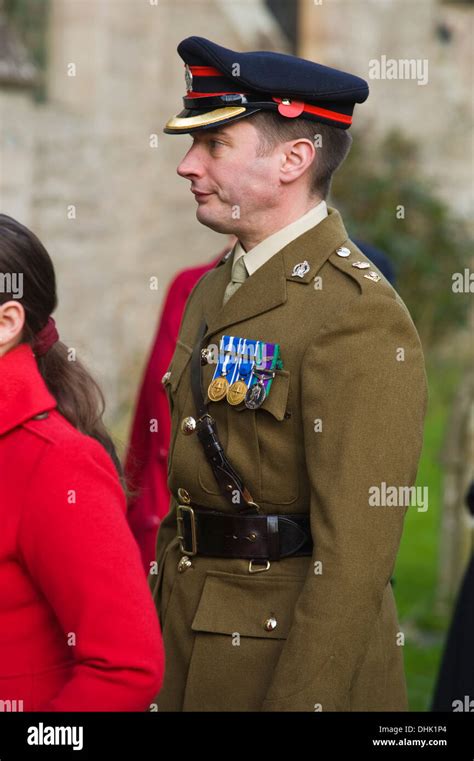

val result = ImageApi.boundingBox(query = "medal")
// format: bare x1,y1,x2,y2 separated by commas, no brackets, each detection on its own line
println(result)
244,339,280,410
225,338,249,405
208,376,229,401
207,336,236,402
245,380,267,409
227,378,248,405
245,367,275,410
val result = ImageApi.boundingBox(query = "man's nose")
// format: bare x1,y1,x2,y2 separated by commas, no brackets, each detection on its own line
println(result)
177,145,204,179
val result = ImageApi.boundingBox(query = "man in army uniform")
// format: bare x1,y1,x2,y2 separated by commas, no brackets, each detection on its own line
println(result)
150,36,427,712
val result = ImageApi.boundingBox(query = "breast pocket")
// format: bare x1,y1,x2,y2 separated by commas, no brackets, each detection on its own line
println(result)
182,570,305,711
237,369,299,505
199,368,299,505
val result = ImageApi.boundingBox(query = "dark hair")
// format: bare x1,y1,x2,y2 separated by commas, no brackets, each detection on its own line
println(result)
251,111,353,200
0,214,123,481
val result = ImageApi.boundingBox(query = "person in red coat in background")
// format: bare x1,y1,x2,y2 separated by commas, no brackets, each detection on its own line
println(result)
125,239,235,572
0,214,164,712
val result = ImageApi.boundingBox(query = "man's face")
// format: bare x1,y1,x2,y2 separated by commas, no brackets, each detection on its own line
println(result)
176,118,282,235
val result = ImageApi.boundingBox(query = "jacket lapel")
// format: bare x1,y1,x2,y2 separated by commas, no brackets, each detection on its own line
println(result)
203,249,287,342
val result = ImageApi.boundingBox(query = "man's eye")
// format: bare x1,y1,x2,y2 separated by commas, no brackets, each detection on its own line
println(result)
210,139,223,148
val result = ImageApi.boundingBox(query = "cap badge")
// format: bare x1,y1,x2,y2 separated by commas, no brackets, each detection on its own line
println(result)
185,64,193,93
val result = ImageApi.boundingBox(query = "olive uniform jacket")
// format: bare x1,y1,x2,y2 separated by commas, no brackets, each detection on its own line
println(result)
150,207,427,712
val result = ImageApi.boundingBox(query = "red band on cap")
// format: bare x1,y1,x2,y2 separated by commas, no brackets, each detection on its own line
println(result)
189,66,223,77
182,89,353,126
272,98,352,125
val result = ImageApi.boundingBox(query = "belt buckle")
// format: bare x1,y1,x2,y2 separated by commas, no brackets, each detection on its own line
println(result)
176,505,197,556
248,560,271,574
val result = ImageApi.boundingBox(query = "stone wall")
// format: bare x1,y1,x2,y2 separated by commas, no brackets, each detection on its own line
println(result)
1,0,288,438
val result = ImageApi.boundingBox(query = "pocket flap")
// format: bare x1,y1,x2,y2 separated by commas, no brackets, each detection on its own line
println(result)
191,570,304,640
233,369,291,421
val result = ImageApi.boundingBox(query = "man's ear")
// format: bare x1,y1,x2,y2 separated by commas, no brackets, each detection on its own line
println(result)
279,138,316,187
0,300,26,351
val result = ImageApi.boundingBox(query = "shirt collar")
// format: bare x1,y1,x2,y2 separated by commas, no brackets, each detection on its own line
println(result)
233,199,328,276
0,344,57,436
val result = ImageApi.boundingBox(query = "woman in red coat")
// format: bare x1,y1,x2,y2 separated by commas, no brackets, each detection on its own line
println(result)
0,214,164,711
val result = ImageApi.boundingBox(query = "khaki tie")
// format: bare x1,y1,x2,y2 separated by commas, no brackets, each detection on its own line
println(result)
222,255,248,306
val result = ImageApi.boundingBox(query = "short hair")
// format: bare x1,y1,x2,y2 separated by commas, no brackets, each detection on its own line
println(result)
250,110,352,200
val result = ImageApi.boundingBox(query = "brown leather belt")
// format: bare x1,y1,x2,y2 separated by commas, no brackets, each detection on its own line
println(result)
176,505,313,562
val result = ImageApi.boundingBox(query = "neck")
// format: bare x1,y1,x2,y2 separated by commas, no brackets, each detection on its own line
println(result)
237,195,322,252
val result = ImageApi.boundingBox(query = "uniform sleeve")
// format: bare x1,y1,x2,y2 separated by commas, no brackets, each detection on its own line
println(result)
18,436,165,712
262,292,427,711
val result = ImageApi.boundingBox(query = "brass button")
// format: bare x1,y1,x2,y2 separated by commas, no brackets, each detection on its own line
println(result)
264,616,277,632
180,416,197,435
161,371,171,385
177,487,191,504
336,246,351,257
178,556,192,573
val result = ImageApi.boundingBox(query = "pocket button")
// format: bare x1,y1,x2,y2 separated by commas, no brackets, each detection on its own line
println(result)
264,616,278,632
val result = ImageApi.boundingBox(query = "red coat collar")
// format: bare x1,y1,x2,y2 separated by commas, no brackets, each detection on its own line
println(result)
0,344,57,436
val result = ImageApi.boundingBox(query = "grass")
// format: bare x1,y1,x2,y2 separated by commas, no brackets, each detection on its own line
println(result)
394,357,465,711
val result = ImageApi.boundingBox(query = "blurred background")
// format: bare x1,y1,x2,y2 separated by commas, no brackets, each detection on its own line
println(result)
0,0,472,711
